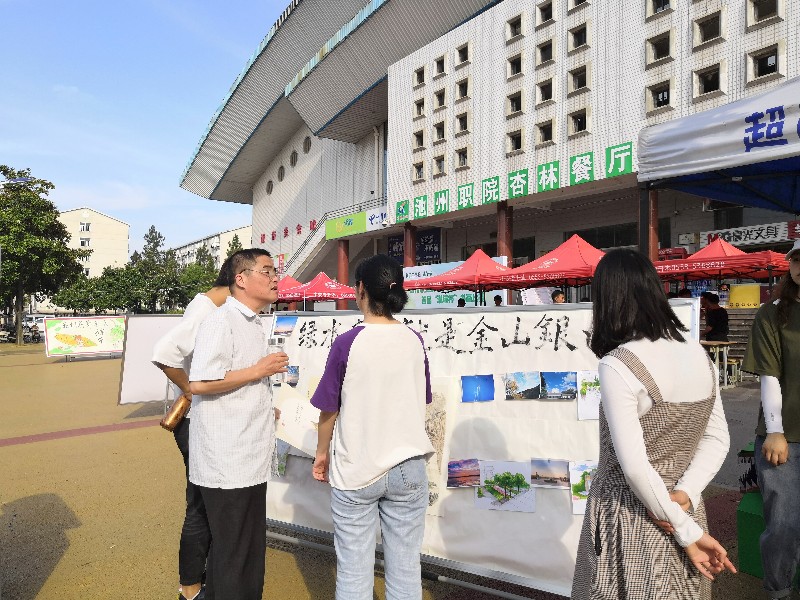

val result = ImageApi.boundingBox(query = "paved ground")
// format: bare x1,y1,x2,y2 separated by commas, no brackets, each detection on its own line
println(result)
0,343,768,599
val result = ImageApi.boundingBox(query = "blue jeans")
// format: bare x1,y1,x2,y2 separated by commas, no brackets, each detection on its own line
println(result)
331,456,428,600
755,436,800,599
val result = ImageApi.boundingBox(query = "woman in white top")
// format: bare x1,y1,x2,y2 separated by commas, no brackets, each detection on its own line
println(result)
311,254,434,600
571,248,735,600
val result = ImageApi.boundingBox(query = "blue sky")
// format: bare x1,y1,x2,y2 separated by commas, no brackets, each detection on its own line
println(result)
0,0,290,254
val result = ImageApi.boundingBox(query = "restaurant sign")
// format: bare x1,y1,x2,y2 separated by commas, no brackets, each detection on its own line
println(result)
699,222,789,248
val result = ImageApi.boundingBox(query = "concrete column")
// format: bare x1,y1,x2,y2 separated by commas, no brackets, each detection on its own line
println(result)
638,187,659,262
336,239,349,310
403,223,417,267
497,201,514,304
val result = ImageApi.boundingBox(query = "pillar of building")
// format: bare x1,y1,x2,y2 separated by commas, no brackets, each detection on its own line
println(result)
336,239,349,310
638,187,659,262
497,201,514,304
403,223,417,267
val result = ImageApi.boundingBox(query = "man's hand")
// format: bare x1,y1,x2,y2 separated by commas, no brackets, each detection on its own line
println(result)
685,533,737,581
313,452,330,483
762,432,789,466
648,490,692,534
252,352,289,380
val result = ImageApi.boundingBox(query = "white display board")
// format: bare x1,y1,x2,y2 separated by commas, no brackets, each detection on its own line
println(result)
266,300,699,595
118,314,183,405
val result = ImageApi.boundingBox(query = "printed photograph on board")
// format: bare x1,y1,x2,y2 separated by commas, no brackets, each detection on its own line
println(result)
502,371,542,400
447,458,481,488
273,315,299,337
530,458,570,489
460,375,495,403
539,371,578,400
474,460,536,513
569,460,598,514
286,365,300,388
577,370,601,420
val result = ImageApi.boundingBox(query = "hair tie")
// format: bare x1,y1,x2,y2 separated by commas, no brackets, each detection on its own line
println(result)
389,282,396,289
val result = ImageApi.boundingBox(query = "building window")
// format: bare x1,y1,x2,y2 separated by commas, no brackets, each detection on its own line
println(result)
266,180,274,194
456,147,469,168
570,109,588,135
537,79,554,103
570,24,588,50
569,65,588,94
414,67,425,86
538,40,554,64
303,136,312,153
80,238,91,247
653,0,669,13
572,0,588,7
290,150,298,167
507,130,523,153
457,43,469,64
414,130,425,149
79,222,91,232
456,78,469,99
84,268,90,277
507,91,523,115
415,98,425,117
537,120,554,145
713,206,744,230
753,0,778,21
698,65,720,95
753,46,778,78
693,11,722,48
278,166,285,181
507,15,523,40
434,121,445,142
435,55,446,76
508,54,523,77
647,31,671,65
435,89,446,109
647,81,671,112
456,112,469,133
538,2,553,26
434,155,446,176
413,161,425,181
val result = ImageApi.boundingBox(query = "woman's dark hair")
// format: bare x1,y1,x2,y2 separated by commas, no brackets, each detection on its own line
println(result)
590,248,687,358
776,272,799,327
354,254,407,317
214,256,235,287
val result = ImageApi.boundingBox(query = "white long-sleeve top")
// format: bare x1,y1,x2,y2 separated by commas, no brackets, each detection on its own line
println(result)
600,337,730,547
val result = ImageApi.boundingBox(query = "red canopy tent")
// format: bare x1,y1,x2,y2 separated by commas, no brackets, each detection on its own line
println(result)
403,248,512,292
276,275,302,302
654,237,788,282
279,272,356,304
483,235,605,289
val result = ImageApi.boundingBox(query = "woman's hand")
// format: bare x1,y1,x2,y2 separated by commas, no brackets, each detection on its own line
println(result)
685,533,737,581
312,452,330,483
648,490,692,534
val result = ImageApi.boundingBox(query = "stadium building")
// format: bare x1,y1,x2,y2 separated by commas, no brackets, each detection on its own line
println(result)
180,0,798,287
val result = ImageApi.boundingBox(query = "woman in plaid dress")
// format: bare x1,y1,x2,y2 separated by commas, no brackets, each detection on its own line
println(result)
572,249,736,599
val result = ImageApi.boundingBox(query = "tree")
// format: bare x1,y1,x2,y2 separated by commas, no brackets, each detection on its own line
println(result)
0,166,88,343
131,226,182,313
178,245,218,304
226,233,243,257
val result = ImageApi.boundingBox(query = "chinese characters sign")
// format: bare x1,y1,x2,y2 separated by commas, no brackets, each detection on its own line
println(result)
44,316,126,357
700,221,789,247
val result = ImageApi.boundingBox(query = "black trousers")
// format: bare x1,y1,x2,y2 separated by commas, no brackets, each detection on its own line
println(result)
173,417,212,585
199,482,268,600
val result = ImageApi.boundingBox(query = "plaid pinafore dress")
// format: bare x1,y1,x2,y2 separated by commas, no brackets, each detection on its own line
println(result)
571,347,717,600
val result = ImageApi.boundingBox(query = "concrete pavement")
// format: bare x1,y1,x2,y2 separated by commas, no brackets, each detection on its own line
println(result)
0,344,767,599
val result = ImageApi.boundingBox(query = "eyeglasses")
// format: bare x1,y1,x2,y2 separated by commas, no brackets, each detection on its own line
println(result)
241,268,279,279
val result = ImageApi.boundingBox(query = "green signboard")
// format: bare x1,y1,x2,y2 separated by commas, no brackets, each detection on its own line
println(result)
434,189,450,215
325,211,367,240
605,142,633,178
569,152,594,186
456,183,474,210
413,195,428,220
396,199,409,223
536,161,560,192
482,176,500,204
507,169,529,199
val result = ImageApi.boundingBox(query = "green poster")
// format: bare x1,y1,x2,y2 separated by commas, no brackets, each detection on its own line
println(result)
396,199,409,223
325,211,367,240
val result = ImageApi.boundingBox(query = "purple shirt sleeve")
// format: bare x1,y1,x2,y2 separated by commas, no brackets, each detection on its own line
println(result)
409,327,432,405
310,326,363,413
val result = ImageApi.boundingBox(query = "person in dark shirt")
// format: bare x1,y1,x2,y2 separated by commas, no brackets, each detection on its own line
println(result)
701,292,729,341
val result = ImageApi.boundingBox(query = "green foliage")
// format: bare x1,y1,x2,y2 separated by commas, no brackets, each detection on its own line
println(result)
0,165,88,339
226,233,243,257
51,275,97,313
178,244,218,304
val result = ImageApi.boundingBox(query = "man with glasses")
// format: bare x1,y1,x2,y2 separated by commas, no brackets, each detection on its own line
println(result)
188,248,288,600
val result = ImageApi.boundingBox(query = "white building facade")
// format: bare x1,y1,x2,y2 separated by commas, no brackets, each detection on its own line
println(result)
58,207,129,278
170,225,253,269
181,0,798,284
